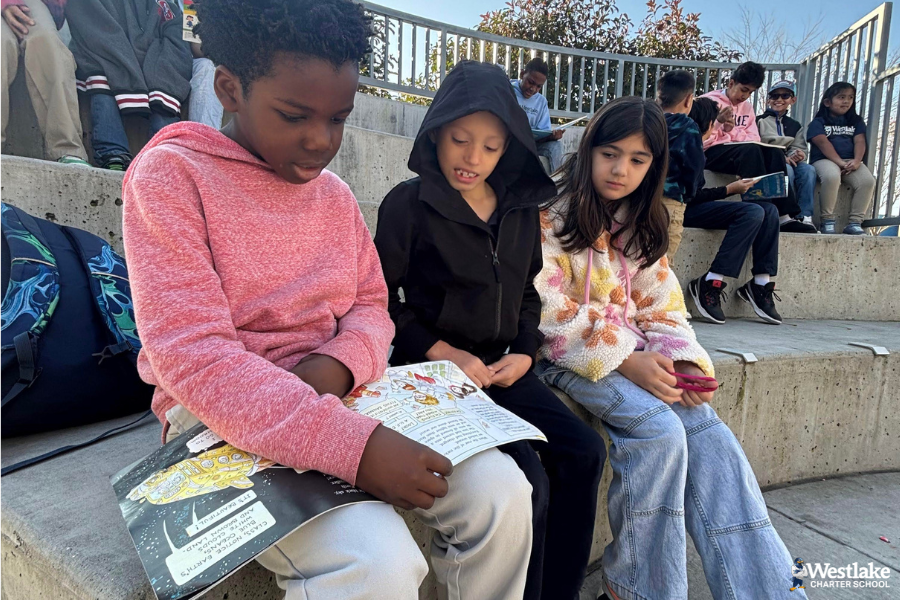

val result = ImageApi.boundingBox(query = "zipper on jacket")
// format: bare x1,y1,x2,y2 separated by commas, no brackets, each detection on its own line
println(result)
487,237,503,341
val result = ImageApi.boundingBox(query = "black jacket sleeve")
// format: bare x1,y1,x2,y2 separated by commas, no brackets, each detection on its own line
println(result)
374,187,440,362
689,186,729,204
682,131,707,201
507,218,544,365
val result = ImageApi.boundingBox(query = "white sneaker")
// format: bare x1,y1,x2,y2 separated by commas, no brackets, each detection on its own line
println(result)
801,216,813,225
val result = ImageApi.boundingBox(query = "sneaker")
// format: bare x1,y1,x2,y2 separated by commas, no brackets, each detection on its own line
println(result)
780,218,817,233
57,155,91,167
688,276,727,324
820,219,837,234
736,281,782,324
801,215,814,226
100,154,131,172
843,222,866,235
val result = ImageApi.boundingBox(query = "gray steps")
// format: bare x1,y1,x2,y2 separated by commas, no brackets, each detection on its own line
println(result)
3,153,897,322
2,318,897,600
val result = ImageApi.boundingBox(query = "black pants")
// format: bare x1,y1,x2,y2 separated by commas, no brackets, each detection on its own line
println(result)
683,199,780,277
488,370,606,600
704,144,801,218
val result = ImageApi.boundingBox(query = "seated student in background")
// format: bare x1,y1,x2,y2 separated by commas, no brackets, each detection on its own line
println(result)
534,96,803,600
175,0,224,129
511,57,566,172
656,70,754,262
757,80,817,227
700,61,816,233
122,4,534,599
65,0,192,170
683,98,785,325
808,82,875,235
2,0,90,166
375,60,606,600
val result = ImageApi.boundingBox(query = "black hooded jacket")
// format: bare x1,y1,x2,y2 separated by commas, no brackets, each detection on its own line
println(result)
374,61,558,367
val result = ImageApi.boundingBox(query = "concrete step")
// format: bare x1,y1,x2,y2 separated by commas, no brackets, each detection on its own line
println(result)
580,472,900,599
3,153,898,322
2,318,897,600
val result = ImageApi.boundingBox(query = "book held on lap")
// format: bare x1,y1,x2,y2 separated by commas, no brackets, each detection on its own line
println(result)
740,172,789,201
111,361,545,600
532,115,590,140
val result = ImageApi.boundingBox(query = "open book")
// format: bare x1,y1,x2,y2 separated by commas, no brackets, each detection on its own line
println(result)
111,361,546,600
532,115,589,140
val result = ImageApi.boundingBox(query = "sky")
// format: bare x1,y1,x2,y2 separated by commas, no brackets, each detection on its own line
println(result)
373,0,899,62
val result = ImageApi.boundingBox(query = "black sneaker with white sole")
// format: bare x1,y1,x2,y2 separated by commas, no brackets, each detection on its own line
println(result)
780,218,817,233
737,280,782,324
688,276,727,324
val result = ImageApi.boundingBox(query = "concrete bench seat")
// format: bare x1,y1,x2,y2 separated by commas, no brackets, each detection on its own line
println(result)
3,318,898,600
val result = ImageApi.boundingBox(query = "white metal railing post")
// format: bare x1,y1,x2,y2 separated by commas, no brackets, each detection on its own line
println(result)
866,4,892,171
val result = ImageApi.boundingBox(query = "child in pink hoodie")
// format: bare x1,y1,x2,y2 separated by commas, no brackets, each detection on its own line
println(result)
122,1,533,598
701,61,815,233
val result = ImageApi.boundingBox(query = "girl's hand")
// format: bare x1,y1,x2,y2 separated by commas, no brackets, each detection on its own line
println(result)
426,341,494,388
844,159,861,173
727,179,755,195
616,351,682,404
488,354,532,388
672,361,715,407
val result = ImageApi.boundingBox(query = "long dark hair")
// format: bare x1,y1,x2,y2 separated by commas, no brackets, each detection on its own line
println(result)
815,82,860,122
546,96,669,267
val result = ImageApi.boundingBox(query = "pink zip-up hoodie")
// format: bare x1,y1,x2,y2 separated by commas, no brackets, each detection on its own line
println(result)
122,122,392,485
700,88,761,149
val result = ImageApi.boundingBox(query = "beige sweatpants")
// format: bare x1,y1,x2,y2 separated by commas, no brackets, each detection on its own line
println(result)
812,159,876,224
2,0,87,160
662,196,687,264
165,405,534,600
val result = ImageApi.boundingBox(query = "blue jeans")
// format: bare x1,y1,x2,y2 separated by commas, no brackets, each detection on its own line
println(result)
534,362,805,600
90,94,178,165
537,139,564,172
787,162,817,219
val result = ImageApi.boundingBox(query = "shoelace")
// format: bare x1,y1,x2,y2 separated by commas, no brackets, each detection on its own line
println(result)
703,284,727,307
760,287,782,306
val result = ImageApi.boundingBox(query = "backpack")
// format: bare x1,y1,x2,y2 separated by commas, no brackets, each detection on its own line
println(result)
1,203,153,438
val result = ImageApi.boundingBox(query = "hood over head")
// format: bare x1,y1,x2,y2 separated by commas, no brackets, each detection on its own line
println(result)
409,61,557,209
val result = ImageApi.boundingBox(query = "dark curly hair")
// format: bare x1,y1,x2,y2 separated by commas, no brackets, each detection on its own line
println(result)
688,97,719,136
196,0,372,90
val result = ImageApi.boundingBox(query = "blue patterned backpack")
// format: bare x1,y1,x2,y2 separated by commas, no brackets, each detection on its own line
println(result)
1,203,152,439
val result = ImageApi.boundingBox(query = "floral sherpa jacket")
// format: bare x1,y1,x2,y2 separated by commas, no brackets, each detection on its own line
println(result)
535,206,714,382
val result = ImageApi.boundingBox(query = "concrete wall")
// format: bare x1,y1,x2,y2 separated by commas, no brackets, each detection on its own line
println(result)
4,152,896,321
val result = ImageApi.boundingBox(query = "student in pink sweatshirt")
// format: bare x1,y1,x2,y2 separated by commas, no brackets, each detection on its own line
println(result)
122,1,533,598
701,61,816,234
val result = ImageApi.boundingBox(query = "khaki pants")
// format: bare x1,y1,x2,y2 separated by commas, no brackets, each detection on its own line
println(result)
165,405,534,600
662,197,686,264
812,159,876,223
2,0,86,160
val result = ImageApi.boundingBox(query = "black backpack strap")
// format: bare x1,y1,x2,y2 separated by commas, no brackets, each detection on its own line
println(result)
0,410,153,476
1,332,41,408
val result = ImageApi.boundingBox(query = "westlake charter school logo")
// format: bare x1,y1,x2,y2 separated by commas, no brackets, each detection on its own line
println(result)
791,557,892,590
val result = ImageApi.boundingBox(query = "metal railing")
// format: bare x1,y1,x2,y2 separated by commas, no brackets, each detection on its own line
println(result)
358,1,799,118
866,64,900,226
794,4,893,138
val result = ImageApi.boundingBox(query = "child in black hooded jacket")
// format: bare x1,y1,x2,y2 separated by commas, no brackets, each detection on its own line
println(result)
374,60,606,600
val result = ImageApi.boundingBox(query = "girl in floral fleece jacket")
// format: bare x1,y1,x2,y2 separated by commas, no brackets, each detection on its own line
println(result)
533,97,803,600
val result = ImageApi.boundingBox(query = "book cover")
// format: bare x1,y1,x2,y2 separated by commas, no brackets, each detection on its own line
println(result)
111,361,546,600
741,173,788,201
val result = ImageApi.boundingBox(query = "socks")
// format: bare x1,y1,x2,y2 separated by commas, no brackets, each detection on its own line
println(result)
779,215,791,224
705,272,725,282
754,274,771,286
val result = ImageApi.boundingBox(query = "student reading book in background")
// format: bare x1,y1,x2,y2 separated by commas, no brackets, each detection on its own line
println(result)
532,96,804,600
512,57,566,172
375,60,606,600
807,82,875,235
700,61,816,234
681,98,787,325
122,4,533,599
